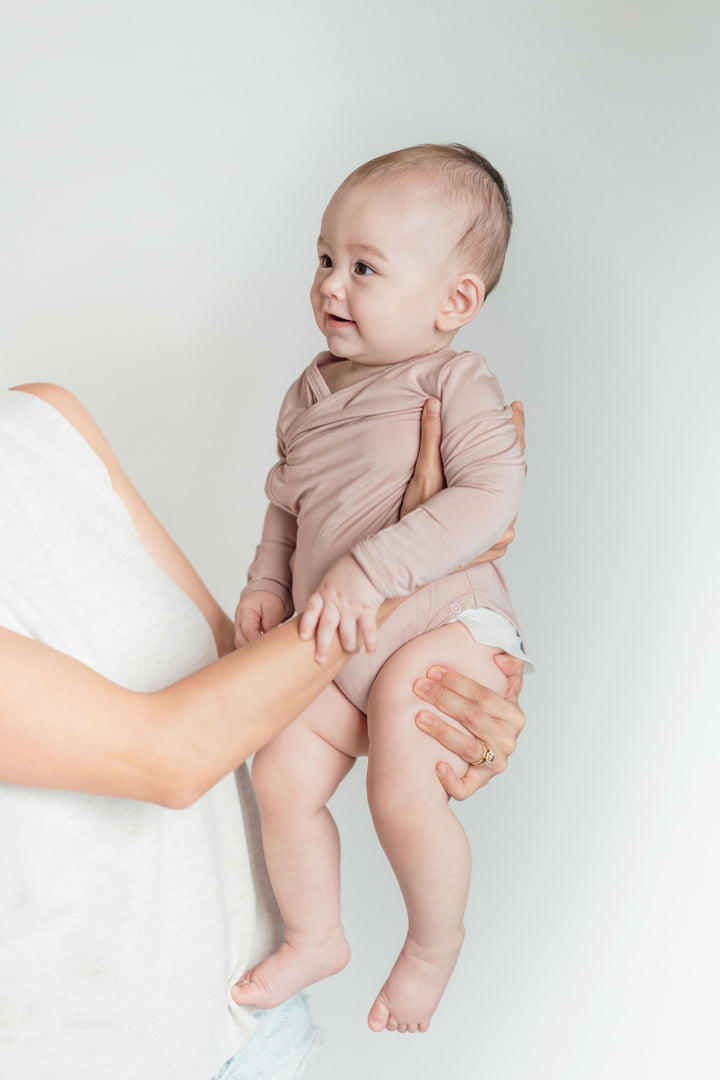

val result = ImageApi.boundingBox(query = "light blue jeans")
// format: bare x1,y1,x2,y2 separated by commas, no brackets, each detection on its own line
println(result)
211,994,320,1080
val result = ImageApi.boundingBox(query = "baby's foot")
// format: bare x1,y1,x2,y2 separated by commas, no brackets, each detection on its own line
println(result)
231,926,350,1010
367,930,464,1033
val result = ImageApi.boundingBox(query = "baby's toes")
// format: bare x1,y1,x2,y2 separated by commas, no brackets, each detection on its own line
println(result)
368,996,391,1032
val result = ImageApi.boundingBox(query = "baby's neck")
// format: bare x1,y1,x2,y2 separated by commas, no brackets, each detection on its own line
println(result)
320,358,391,394
321,345,455,395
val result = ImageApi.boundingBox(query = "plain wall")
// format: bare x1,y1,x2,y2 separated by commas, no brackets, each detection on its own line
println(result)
1,2,717,1077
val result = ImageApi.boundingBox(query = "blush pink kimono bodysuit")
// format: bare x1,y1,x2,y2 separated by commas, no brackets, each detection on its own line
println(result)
241,347,526,713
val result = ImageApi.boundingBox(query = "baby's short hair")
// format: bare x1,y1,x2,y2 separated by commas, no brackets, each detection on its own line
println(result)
341,143,513,295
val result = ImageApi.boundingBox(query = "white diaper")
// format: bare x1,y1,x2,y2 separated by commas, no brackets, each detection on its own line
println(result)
449,607,534,672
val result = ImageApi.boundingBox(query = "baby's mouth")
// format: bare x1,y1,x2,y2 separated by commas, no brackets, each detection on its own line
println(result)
328,314,355,327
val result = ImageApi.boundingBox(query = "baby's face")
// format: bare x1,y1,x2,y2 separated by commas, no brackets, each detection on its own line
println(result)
310,179,459,369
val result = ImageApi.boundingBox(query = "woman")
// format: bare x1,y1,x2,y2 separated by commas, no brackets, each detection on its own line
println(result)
0,383,526,1080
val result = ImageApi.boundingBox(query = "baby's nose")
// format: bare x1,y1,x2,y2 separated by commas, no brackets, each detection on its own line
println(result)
321,270,345,299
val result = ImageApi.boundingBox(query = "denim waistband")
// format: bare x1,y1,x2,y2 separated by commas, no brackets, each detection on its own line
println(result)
211,994,321,1080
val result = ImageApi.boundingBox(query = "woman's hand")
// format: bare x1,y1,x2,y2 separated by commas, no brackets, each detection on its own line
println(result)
400,399,446,518
400,397,526,530
412,655,526,799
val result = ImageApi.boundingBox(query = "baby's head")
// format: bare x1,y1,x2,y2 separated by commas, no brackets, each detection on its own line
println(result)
311,143,512,368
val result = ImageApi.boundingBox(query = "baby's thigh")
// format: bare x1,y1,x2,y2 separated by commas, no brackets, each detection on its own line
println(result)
367,624,507,781
252,681,368,803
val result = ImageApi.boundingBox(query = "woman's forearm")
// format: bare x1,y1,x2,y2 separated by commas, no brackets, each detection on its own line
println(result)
1,601,403,808
159,595,404,803
152,617,351,805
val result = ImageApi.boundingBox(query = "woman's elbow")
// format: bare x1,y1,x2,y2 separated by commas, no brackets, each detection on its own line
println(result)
141,747,212,810
131,700,211,810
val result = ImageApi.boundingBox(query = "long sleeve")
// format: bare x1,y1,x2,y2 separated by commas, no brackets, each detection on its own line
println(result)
239,504,298,620
351,354,525,598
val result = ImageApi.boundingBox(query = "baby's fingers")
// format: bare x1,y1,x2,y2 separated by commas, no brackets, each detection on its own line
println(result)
358,611,378,655
299,594,324,641
338,614,359,655
236,609,262,647
315,603,340,663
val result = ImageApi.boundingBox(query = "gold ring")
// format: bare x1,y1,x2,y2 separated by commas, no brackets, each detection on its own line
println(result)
470,744,495,767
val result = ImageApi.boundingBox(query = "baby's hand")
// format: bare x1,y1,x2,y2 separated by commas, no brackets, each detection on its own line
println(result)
299,554,384,663
234,591,287,648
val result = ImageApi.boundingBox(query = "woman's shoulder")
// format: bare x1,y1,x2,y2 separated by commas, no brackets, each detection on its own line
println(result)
12,381,79,406
10,382,121,478
12,382,99,436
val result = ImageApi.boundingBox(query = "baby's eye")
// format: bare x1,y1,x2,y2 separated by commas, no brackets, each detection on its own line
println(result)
354,261,375,276
318,254,333,269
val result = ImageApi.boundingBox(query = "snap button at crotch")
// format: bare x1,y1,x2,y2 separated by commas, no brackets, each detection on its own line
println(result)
450,602,463,614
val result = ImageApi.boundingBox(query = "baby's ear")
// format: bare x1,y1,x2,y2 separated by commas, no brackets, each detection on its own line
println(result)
435,273,485,332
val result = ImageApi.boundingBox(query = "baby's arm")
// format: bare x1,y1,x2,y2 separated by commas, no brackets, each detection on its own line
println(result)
352,355,525,597
235,504,297,646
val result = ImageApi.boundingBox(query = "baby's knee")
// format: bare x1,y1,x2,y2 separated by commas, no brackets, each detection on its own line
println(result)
251,737,305,814
251,743,282,805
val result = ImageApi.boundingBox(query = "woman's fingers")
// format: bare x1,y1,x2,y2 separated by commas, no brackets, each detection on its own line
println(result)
399,398,445,518
510,400,525,454
415,398,443,474
413,665,523,732
433,760,497,799
414,708,515,769
493,653,525,703
493,520,516,554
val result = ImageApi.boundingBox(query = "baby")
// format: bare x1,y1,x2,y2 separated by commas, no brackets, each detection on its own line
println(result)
232,144,528,1033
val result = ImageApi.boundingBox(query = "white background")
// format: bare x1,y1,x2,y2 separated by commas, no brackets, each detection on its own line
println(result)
1,2,718,1077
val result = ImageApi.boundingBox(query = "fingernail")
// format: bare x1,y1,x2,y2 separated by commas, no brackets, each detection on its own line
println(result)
416,712,433,727
415,679,431,693
427,666,445,681
436,763,448,777
426,398,440,416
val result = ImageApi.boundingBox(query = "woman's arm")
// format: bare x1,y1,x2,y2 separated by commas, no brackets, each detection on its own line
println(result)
0,615,378,807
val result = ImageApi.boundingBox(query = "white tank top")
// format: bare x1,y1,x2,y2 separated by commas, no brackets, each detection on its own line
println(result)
0,389,282,1080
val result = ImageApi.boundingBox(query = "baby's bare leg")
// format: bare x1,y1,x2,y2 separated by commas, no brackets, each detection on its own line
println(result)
366,624,507,1033
232,681,366,1010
